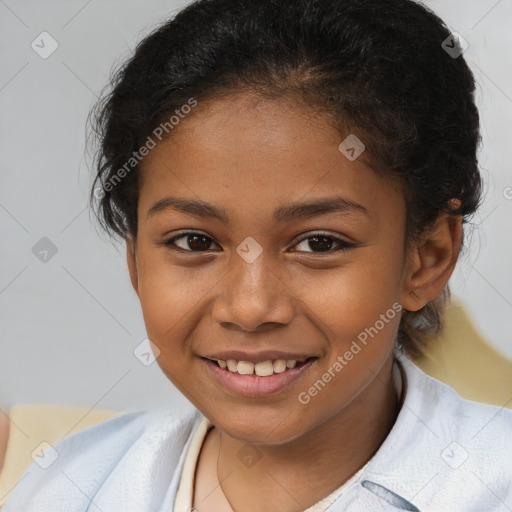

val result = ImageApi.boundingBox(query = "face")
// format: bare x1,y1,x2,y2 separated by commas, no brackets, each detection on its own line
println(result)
128,93,414,445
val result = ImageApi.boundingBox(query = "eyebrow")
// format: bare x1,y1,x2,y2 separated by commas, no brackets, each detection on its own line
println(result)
146,195,369,225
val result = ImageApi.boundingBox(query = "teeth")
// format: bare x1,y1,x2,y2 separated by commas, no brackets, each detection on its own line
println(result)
254,360,274,377
211,357,308,376
237,361,254,375
227,359,238,372
273,359,287,373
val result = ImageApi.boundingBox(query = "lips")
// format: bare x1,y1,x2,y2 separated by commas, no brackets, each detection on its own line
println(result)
202,355,318,397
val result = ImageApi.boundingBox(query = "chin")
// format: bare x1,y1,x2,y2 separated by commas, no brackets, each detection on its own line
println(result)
212,406,315,446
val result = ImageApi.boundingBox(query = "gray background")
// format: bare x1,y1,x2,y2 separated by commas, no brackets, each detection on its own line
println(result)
1,0,511,413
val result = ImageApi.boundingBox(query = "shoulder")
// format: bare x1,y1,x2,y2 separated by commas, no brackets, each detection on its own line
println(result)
368,353,512,510
2,406,200,512
399,352,512,440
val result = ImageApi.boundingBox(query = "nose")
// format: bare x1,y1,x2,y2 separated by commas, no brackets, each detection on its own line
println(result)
211,249,295,333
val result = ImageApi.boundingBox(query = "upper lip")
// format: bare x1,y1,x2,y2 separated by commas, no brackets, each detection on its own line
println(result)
202,351,317,363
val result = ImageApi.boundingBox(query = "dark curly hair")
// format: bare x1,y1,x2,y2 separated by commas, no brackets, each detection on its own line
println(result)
88,0,483,357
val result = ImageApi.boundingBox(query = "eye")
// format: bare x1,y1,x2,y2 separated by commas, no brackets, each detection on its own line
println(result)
163,231,219,252
162,230,356,254
292,232,355,253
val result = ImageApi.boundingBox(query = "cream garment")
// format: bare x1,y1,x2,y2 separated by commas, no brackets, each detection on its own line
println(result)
173,361,403,512
172,416,369,512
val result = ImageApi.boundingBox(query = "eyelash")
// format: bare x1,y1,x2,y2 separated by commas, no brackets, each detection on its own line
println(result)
162,231,356,254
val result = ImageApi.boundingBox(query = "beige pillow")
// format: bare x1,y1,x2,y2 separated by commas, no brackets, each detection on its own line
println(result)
0,405,119,506
414,300,512,408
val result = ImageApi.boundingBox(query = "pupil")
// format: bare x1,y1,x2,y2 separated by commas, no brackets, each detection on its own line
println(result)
309,236,332,252
189,235,210,251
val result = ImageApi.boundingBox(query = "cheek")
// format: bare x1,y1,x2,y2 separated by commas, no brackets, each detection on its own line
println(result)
295,289,401,432
293,250,403,395
135,253,208,344
295,250,403,340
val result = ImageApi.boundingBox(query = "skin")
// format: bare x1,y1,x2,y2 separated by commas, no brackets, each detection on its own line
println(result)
126,92,462,512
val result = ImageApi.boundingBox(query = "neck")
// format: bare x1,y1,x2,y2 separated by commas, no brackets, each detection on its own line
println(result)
216,355,399,512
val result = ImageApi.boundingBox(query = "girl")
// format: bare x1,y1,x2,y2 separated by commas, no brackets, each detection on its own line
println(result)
5,0,511,510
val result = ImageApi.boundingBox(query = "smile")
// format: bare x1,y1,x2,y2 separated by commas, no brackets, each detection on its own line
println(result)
202,356,317,397
207,357,309,376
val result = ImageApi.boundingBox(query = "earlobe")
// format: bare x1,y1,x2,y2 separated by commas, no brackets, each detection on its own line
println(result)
126,235,139,297
401,212,462,312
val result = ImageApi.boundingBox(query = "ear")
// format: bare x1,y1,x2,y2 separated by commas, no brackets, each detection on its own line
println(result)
126,235,140,297
401,209,463,312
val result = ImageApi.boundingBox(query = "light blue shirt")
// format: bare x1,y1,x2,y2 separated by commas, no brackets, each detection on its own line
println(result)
4,352,512,511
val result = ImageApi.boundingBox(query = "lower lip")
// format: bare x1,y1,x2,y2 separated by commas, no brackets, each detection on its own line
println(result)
202,358,317,397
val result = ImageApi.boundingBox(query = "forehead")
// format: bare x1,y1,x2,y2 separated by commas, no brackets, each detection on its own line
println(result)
138,93,404,227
